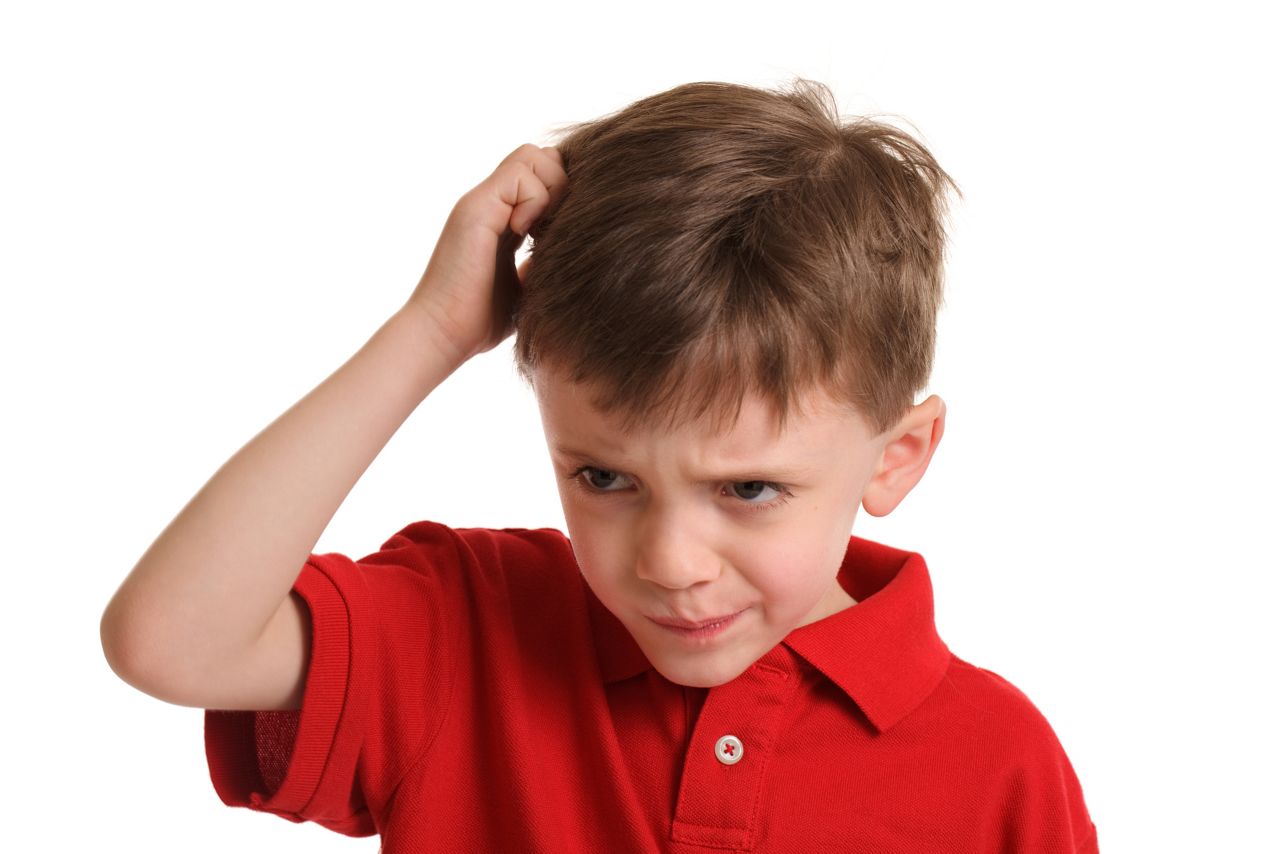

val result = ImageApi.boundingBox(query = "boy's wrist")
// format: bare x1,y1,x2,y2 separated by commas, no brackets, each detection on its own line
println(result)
391,301,472,376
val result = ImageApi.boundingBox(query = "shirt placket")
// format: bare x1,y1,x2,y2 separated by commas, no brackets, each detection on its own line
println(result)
669,645,803,851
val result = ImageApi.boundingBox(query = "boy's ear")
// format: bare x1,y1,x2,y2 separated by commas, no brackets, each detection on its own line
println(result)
861,395,945,517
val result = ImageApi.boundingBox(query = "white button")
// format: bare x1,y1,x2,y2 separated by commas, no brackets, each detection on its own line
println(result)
715,734,744,765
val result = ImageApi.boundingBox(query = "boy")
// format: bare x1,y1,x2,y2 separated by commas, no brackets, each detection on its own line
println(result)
100,79,1098,851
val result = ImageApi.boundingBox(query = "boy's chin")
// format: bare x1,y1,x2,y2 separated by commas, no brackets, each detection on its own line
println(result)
646,645,760,689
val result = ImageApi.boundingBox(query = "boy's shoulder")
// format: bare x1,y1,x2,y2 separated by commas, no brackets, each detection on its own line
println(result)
933,654,1097,847
937,653,1076,752
323,520,582,606
356,520,575,577
930,653,1090,806
304,520,581,627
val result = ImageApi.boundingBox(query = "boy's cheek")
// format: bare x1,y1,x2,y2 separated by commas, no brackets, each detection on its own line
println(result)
561,527,619,582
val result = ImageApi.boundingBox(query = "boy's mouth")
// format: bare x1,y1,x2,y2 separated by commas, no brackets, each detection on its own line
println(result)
649,608,746,630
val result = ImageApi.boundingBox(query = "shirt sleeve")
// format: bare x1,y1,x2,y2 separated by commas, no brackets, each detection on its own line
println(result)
203,530,457,837
978,667,1099,853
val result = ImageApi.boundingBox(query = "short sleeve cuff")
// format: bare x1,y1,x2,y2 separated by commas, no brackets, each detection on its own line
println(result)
204,556,355,822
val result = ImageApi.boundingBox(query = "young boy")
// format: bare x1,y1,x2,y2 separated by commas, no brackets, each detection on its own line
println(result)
100,79,1098,851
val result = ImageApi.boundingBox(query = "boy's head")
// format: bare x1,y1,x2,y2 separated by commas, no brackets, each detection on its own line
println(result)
512,79,959,687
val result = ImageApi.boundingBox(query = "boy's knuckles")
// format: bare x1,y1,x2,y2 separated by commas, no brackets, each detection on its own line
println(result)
500,143,542,169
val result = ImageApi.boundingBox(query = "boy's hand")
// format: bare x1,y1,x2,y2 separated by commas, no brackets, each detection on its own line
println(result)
406,143,567,366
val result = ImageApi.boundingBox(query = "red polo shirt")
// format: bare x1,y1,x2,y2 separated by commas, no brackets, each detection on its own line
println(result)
205,520,1098,851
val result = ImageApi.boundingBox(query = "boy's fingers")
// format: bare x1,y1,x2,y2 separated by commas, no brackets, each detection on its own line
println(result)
532,145,568,204
509,165,551,236
499,143,564,185
479,144,567,238
515,146,567,230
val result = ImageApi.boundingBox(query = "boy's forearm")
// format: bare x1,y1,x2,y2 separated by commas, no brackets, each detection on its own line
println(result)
101,305,462,681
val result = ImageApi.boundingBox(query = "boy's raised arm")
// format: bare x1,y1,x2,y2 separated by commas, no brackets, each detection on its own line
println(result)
100,144,567,710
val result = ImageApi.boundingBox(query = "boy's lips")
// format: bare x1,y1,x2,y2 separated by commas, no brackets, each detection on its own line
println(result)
649,608,746,629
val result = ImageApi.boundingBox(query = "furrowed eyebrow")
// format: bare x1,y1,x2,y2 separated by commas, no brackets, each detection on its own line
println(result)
552,445,815,483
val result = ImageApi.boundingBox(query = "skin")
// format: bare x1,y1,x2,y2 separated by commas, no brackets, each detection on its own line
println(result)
531,364,947,688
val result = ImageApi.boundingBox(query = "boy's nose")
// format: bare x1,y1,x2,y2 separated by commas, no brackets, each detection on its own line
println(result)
633,528,723,590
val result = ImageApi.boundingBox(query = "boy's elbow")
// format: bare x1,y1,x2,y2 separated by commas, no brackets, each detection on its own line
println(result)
100,603,142,687
100,601,164,697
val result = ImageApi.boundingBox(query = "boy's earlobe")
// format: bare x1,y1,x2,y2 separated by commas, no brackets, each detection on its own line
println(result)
861,396,946,517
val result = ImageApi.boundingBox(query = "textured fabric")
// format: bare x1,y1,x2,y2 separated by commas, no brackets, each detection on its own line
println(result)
204,520,1099,852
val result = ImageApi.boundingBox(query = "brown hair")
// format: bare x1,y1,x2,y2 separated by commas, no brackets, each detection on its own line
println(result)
513,78,961,438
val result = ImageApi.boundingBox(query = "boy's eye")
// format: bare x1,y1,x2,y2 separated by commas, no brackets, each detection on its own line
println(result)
729,481,774,501
581,466,627,491
566,465,793,514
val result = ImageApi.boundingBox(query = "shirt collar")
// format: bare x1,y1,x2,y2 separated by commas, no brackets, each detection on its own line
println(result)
584,535,952,734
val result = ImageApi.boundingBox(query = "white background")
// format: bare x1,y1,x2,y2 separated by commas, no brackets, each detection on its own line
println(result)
3,1,1276,851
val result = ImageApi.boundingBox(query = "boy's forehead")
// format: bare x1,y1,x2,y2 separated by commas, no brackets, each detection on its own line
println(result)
533,364,860,454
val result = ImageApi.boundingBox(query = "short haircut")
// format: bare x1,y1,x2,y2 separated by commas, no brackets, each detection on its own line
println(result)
513,78,961,438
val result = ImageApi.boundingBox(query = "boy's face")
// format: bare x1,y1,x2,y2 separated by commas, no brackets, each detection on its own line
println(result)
532,365,930,689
